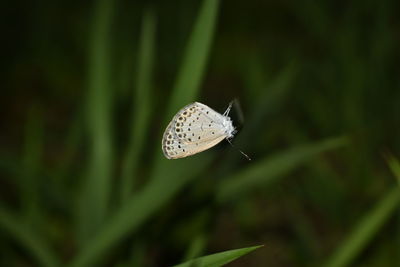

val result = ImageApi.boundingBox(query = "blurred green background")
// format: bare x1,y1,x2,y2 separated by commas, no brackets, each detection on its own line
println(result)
1,0,400,266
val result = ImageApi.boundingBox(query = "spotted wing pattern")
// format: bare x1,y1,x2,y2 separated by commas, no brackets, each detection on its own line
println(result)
162,102,227,159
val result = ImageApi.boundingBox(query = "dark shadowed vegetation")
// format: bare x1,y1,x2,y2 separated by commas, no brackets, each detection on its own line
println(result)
1,0,399,266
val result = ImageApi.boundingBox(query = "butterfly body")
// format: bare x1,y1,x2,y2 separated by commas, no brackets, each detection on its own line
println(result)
162,102,235,159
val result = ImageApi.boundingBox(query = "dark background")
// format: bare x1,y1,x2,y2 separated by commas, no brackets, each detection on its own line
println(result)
1,0,400,266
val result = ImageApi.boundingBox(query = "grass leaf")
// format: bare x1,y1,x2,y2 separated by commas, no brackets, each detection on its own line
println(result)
183,234,207,262
70,1,221,265
217,136,347,203
324,187,400,267
172,245,263,267
120,8,156,202
69,154,213,267
165,0,220,120
0,205,60,267
215,62,298,176
387,155,400,185
21,105,44,225
77,0,115,245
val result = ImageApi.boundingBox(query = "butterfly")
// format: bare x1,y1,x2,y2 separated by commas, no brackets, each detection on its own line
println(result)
161,102,236,159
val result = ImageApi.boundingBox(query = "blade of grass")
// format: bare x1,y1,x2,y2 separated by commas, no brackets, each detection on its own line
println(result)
151,0,220,196
215,62,298,176
120,9,156,202
77,0,115,245
324,187,400,267
239,62,298,144
0,205,60,267
217,136,347,203
172,245,263,267
153,0,220,172
70,1,221,265
69,155,213,267
21,105,43,227
183,234,207,261
165,0,220,120
387,155,400,185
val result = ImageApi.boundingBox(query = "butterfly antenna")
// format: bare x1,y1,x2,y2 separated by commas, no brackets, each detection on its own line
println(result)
223,101,233,117
226,138,251,161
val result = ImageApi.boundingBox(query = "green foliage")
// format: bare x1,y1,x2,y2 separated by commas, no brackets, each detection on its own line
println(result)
0,0,399,266
78,0,115,244
70,0,221,266
173,245,262,267
217,137,347,203
324,188,400,267
387,155,400,185
0,205,60,267
324,157,400,267
120,8,156,202
165,0,220,121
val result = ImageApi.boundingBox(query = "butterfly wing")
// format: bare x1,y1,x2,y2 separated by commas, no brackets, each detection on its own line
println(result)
162,102,227,159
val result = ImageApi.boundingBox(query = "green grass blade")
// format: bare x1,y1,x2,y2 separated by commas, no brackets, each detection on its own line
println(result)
0,205,60,267
21,105,43,226
215,63,298,176
183,234,207,261
120,9,156,202
217,136,347,203
154,0,220,180
387,155,400,185
242,63,297,142
69,155,213,267
324,187,400,267
77,0,115,244
147,0,221,243
165,0,220,120
172,245,263,267
70,1,221,264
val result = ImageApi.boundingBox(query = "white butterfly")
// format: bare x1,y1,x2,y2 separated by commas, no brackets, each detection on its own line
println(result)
161,102,236,159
